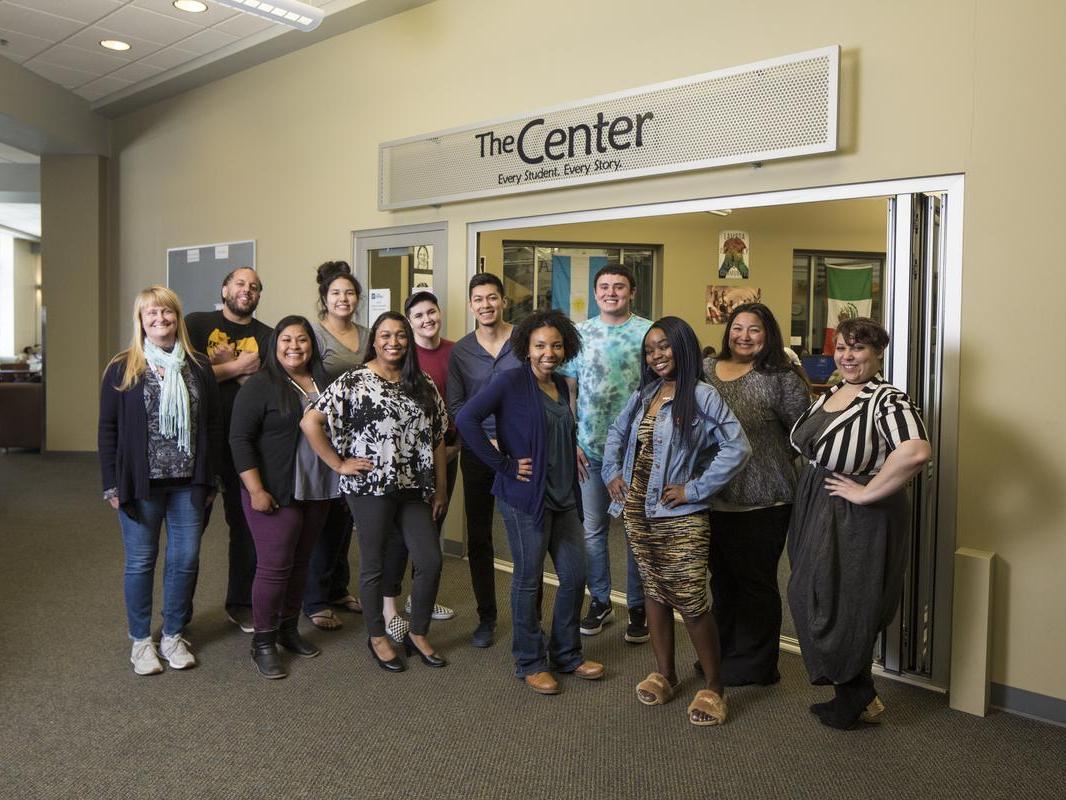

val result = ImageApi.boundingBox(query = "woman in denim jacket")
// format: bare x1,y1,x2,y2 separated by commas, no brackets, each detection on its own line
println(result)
602,316,749,726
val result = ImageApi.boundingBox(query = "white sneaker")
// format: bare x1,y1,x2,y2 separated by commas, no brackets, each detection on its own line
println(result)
405,596,456,621
160,634,197,670
130,638,163,676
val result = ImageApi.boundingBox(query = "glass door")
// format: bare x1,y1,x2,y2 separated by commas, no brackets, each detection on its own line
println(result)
352,223,448,327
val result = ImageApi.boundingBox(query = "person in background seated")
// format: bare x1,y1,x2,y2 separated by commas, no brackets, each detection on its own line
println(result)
99,286,221,675
302,312,450,673
457,309,605,696
229,315,337,679
185,267,271,634
603,317,749,726
302,261,369,632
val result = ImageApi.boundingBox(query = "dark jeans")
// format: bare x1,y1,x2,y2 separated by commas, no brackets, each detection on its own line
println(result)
345,491,442,637
497,499,585,677
202,467,257,609
709,504,791,685
460,449,498,624
301,499,353,615
382,456,458,598
242,489,329,632
118,485,203,640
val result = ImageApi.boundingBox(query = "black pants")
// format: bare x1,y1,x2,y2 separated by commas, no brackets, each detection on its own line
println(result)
201,467,257,609
460,449,498,624
382,456,458,598
708,504,791,686
346,491,442,637
301,499,353,615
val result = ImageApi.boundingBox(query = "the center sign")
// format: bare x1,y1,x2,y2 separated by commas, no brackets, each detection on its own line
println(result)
378,46,838,210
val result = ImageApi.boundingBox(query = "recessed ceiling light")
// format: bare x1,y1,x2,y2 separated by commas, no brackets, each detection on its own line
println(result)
173,0,208,11
100,39,131,51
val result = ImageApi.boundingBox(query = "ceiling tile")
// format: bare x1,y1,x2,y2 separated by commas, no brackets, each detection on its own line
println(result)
0,29,54,62
76,74,133,101
28,42,127,74
93,4,202,46
0,3,84,42
139,44,198,69
175,27,238,55
6,0,123,25
131,0,238,25
212,11,274,38
107,58,164,83
64,25,165,59
23,59,96,89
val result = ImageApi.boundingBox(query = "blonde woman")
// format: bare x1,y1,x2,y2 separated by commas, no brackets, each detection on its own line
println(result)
98,286,222,675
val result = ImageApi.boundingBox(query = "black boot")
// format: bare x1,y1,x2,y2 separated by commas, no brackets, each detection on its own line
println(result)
251,630,287,679
278,616,321,658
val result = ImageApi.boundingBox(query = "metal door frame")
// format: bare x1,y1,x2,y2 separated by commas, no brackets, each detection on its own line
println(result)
352,222,448,327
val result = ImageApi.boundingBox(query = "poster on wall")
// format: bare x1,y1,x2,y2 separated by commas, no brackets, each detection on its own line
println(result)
706,285,762,324
717,231,750,279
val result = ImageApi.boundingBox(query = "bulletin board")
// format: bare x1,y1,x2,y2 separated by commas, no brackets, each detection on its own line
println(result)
166,240,256,314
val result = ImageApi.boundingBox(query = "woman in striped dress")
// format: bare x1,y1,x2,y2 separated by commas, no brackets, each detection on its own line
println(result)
787,317,931,730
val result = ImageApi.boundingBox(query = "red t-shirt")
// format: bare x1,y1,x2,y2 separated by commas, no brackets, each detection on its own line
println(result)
416,338,455,405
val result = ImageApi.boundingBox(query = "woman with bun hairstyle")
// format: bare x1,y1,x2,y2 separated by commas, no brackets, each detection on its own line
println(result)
302,261,369,631
98,286,221,675
229,315,337,678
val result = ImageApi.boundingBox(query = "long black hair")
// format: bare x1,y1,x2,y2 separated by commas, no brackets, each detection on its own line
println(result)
264,315,324,416
718,302,811,388
639,316,706,449
363,311,437,417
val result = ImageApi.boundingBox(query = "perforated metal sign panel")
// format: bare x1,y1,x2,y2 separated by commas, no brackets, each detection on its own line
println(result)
379,46,838,210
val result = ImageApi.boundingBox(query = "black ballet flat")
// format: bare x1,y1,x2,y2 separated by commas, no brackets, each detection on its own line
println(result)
403,633,448,668
367,638,405,672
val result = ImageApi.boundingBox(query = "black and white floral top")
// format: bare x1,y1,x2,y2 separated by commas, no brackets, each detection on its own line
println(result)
313,366,448,499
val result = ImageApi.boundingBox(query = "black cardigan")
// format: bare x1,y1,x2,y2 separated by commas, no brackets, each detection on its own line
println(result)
98,354,222,517
228,366,328,507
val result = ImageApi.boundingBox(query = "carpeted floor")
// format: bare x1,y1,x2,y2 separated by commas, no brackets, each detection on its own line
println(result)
1,452,1064,800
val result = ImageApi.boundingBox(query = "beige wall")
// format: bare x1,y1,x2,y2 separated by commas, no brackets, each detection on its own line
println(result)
41,155,108,451
106,0,1066,701
478,199,887,343
12,238,40,353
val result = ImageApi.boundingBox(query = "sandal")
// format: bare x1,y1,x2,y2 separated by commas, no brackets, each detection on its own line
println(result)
307,608,342,631
636,672,678,706
331,594,363,614
687,689,728,726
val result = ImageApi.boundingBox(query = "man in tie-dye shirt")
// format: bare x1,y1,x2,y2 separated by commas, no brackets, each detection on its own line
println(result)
559,263,652,644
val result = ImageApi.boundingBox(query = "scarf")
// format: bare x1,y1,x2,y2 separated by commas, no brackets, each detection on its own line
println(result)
144,339,192,455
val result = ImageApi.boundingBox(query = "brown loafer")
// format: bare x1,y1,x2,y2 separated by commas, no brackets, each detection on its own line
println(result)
524,671,560,695
571,660,605,680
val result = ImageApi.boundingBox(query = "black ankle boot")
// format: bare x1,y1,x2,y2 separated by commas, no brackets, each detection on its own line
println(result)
251,630,286,679
277,616,321,658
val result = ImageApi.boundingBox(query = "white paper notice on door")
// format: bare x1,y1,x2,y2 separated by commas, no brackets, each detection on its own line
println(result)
368,288,391,321
187,249,200,263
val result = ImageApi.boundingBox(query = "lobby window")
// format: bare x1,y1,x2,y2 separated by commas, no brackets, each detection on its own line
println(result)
791,250,884,355
501,242,656,324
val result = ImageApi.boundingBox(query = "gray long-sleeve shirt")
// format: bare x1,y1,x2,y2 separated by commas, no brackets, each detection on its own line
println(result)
446,331,520,441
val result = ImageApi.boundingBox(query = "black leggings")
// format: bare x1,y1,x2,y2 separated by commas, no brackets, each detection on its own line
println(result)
346,491,442,637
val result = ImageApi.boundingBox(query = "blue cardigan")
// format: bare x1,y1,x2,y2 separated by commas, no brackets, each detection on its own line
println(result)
455,363,580,523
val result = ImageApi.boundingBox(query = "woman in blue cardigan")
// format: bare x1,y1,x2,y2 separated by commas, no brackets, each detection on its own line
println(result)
98,286,221,676
456,309,605,695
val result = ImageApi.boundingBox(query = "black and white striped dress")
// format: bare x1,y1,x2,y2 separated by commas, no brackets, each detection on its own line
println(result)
786,375,928,685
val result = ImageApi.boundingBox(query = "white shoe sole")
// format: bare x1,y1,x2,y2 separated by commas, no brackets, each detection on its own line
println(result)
132,660,163,675
624,631,650,643
580,618,610,636
162,657,196,670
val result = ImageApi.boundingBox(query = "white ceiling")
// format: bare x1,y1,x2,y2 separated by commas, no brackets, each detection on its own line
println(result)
0,141,40,163
0,201,40,237
0,0,347,103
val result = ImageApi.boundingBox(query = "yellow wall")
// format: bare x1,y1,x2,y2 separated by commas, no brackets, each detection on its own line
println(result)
478,199,887,344
105,0,1066,701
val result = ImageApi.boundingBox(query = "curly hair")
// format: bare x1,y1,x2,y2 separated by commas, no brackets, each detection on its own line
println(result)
510,308,582,364
835,316,890,352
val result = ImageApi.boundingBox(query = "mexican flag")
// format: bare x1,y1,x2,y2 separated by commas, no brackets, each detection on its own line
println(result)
822,263,873,352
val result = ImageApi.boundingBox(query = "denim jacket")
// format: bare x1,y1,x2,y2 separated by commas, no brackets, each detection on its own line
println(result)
601,379,750,519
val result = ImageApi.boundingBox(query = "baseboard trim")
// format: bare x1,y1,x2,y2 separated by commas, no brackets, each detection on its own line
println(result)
442,538,465,558
991,683,1066,728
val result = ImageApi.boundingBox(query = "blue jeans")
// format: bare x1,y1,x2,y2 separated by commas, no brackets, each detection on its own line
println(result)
498,499,586,677
581,458,645,608
118,486,204,640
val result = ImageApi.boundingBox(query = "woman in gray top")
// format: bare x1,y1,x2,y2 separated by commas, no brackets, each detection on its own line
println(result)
302,261,370,630
703,303,810,686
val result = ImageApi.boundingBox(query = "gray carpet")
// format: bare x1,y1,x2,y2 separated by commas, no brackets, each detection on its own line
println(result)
1,452,1064,800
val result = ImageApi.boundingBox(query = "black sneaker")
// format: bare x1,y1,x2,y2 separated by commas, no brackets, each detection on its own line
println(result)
225,604,254,634
624,605,650,643
471,620,496,648
579,599,613,636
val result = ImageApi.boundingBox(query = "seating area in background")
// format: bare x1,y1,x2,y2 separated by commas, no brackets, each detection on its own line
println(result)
0,363,42,450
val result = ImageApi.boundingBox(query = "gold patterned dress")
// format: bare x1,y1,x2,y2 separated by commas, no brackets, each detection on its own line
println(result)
623,409,712,617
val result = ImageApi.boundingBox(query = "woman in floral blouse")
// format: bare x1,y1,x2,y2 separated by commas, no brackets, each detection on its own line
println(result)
301,311,449,672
